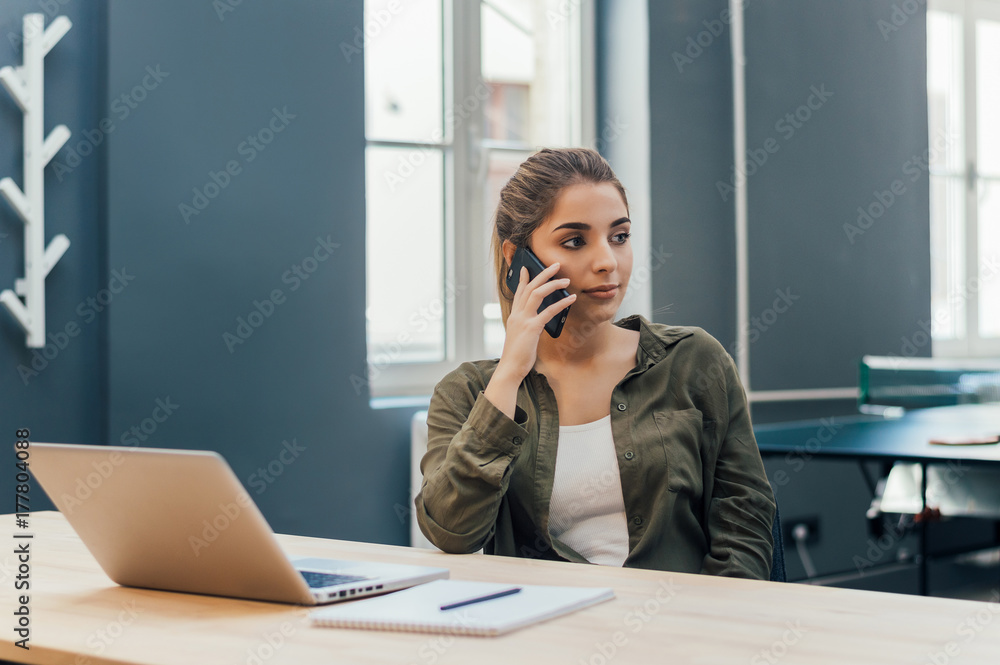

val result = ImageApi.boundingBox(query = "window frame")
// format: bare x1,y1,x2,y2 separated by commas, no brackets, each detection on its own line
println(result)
366,0,598,399
930,0,1000,358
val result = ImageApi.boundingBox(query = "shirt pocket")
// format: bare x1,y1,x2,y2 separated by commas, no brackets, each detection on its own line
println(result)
652,408,705,500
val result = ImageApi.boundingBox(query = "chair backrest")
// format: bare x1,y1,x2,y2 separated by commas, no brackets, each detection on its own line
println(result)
410,410,438,550
770,503,786,583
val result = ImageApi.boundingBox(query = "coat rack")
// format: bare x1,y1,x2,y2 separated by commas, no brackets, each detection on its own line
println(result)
0,13,72,348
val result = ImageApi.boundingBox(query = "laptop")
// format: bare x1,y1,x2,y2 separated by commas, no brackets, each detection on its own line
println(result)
29,442,449,605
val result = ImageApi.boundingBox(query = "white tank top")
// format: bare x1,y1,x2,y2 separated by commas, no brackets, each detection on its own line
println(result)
548,415,630,566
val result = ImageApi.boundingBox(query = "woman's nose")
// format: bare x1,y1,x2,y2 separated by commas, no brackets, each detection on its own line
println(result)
592,241,617,273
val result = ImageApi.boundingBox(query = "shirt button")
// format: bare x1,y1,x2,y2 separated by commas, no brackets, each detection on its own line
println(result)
624,450,634,460
617,403,627,411
513,436,522,445
632,516,643,526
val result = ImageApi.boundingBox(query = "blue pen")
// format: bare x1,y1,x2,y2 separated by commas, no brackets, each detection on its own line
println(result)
439,587,522,611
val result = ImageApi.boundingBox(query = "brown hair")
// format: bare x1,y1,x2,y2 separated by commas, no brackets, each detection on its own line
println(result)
490,147,629,326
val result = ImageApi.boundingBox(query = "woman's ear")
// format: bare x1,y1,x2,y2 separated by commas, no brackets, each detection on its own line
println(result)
501,239,517,267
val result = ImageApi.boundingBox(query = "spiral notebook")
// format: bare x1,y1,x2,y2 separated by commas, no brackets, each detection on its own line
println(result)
309,579,615,636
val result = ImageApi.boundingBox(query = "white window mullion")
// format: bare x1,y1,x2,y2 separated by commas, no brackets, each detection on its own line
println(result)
963,3,981,352
442,0,459,364
576,1,595,147
970,0,1000,355
453,0,486,364
448,0,470,366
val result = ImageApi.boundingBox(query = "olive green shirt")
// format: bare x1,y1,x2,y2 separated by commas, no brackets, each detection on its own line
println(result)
415,314,775,579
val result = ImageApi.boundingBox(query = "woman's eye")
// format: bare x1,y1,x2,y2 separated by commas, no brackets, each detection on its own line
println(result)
613,232,631,244
562,237,584,248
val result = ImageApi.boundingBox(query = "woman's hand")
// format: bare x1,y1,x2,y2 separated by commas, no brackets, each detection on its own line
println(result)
500,262,576,379
484,263,576,419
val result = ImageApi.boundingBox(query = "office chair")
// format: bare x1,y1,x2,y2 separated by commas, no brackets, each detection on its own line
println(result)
770,504,786,583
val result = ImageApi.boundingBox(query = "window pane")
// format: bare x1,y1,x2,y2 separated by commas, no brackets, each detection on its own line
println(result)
977,18,1000,175
483,302,504,358
927,10,964,173
482,0,576,147
365,0,443,143
979,179,1000,338
482,150,533,357
366,146,445,363
930,175,966,339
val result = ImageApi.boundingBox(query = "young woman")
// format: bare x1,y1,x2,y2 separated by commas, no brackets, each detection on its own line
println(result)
415,148,775,579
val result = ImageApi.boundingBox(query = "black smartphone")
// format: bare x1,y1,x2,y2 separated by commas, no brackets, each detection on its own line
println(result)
505,246,572,338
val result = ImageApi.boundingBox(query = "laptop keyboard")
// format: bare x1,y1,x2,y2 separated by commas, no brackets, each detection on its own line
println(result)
300,571,369,589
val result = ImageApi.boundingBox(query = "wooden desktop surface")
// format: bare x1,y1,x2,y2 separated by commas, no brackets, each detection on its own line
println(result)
2,512,999,665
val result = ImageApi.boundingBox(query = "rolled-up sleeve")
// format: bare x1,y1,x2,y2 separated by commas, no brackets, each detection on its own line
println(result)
415,365,528,554
700,352,776,579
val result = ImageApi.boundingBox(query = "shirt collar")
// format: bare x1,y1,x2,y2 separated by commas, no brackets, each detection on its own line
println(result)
614,314,695,370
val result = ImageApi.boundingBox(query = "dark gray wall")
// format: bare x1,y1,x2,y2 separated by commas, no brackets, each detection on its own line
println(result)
1,0,107,510
647,0,930,424
740,1,934,588
744,0,931,393
104,0,409,543
647,0,737,342
646,1,940,593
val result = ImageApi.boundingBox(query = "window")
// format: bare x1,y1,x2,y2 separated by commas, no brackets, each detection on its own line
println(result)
928,0,1000,357
364,0,595,397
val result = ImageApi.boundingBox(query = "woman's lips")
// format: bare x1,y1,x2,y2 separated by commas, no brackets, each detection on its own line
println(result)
582,285,618,299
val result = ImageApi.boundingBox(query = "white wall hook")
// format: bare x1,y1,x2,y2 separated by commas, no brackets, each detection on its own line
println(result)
0,13,72,348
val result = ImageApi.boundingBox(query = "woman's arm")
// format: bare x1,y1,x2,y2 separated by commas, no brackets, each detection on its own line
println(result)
700,352,776,579
416,263,574,553
414,364,529,554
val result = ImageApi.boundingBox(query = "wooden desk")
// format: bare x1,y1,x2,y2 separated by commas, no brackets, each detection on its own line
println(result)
2,512,999,665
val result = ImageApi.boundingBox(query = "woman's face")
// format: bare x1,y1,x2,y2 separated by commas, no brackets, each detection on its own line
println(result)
527,182,632,322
